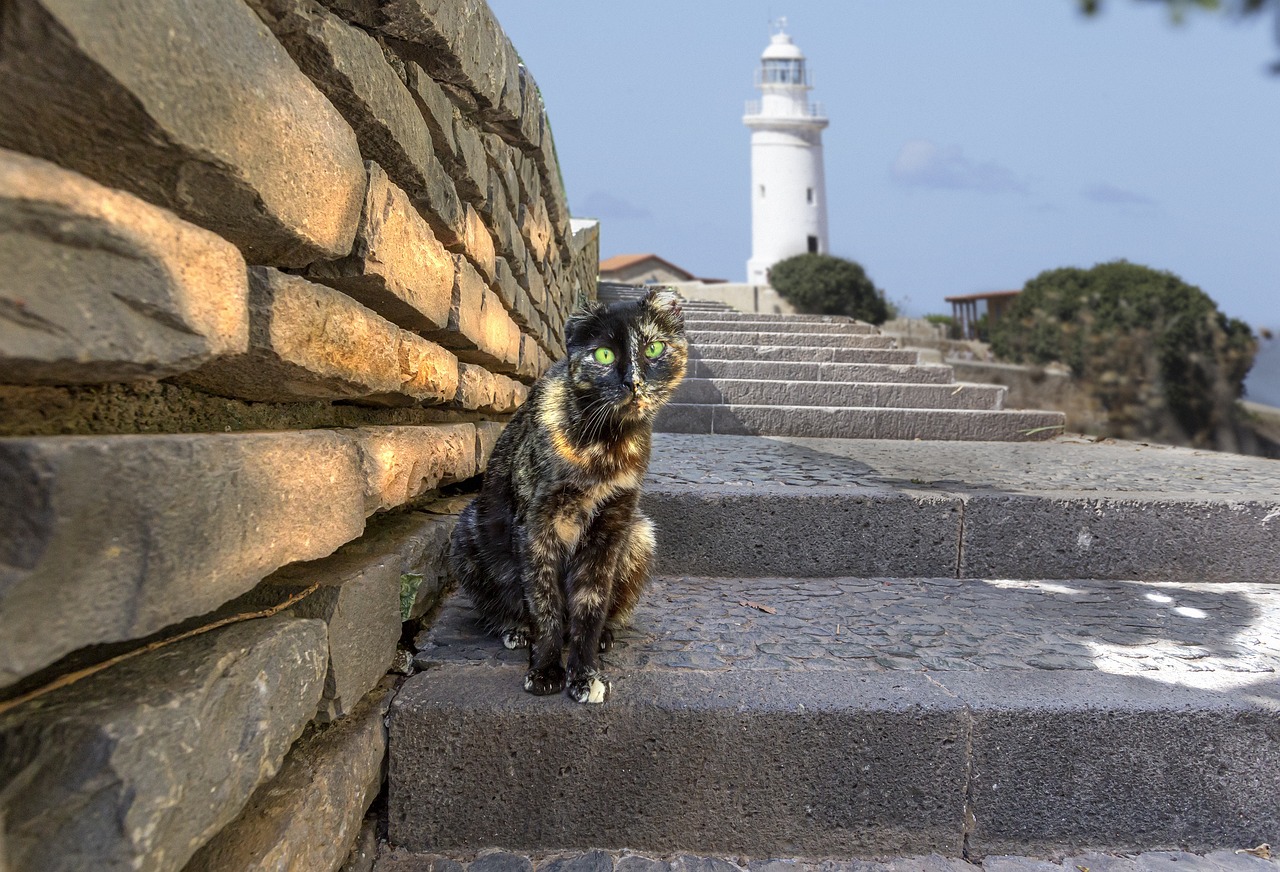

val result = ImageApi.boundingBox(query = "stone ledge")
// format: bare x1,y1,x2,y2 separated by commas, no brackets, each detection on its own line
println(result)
0,617,328,872
454,363,529,413
355,423,477,513
0,149,251,385
185,678,395,872
0,423,483,689
308,163,455,336
429,262,523,373
0,430,366,688
0,0,365,266
181,267,459,405
251,0,464,245
227,546,403,723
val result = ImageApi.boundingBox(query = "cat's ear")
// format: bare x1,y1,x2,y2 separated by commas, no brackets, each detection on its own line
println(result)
643,287,683,323
565,299,605,344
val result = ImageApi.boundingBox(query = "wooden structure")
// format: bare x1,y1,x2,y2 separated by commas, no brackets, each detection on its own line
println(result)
944,289,1021,340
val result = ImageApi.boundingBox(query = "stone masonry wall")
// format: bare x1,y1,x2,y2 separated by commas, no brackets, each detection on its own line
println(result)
0,1,598,870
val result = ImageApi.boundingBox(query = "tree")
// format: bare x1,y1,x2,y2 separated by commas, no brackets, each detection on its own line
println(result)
768,254,892,324
1077,0,1279,71
989,260,1256,447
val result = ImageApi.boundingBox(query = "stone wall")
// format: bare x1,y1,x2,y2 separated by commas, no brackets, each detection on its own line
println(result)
0,1,597,870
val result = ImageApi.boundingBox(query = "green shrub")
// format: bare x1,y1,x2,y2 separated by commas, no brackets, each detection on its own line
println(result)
769,254,890,324
989,260,1256,446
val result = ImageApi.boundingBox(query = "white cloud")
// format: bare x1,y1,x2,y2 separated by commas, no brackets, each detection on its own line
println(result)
1082,183,1157,207
890,139,1027,194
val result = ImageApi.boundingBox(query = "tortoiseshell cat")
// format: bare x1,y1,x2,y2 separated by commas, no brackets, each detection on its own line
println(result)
449,288,687,704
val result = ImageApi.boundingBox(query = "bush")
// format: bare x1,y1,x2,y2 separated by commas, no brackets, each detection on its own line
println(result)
769,254,890,324
989,260,1256,446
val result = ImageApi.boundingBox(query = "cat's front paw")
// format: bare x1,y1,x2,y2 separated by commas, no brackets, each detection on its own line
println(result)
567,671,611,704
523,664,566,695
502,628,530,650
598,627,615,653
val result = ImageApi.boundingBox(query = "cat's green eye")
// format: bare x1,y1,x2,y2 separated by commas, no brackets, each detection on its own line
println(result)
644,341,666,359
593,347,615,365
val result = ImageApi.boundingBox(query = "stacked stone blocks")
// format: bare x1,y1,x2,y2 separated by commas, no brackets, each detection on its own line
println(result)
0,1,596,870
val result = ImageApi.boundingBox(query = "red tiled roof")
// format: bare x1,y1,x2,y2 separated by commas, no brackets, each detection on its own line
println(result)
599,253,695,280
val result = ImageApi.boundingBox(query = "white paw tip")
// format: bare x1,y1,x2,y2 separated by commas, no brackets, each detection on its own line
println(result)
586,677,608,704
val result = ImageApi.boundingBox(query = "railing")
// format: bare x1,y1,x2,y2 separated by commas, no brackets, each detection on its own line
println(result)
744,100,826,118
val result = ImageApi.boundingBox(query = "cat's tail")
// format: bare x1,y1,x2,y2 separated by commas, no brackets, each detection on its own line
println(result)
449,500,530,641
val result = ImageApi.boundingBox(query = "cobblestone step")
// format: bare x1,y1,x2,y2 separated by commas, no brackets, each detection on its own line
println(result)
690,345,922,364
393,574,1280,859
672,379,1006,411
641,433,1280,582
372,847,1280,872
687,359,955,383
655,404,1062,442
688,330,896,349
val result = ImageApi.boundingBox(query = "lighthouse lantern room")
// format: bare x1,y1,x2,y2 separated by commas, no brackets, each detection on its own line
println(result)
744,20,830,285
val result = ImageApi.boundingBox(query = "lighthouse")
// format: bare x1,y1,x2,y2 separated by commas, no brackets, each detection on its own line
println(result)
744,21,829,285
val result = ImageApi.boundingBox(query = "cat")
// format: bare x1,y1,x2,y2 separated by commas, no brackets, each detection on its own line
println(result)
448,287,687,704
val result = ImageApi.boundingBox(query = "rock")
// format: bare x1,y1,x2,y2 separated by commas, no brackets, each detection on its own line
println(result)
0,0,365,267
450,115,489,203
181,267,459,405
541,853,616,872
404,62,460,165
228,543,404,722
518,200,553,264
355,424,477,513
0,149,250,385
471,854,534,872
338,813,380,872
308,163,456,335
475,421,506,471
182,679,395,872
0,430,366,689
248,0,462,245
374,852,465,872
318,509,459,623
453,365,526,413
0,617,328,872
459,204,497,283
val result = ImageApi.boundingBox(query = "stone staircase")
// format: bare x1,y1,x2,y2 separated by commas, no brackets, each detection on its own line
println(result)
592,286,1066,442
381,289,1280,867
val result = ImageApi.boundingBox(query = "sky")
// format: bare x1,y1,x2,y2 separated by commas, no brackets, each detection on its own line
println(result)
487,1,1279,337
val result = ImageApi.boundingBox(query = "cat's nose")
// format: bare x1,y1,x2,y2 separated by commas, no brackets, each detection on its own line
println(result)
621,369,638,395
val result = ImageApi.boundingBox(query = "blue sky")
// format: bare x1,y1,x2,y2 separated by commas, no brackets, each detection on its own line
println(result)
489,1,1278,335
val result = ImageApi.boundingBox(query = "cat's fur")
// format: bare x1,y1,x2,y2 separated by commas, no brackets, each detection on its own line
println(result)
448,288,687,703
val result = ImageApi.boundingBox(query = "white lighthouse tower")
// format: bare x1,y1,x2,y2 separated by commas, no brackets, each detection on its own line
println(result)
744,21,829,285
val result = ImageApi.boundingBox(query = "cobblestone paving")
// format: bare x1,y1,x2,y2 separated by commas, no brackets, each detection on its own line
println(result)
374,847,1280,872
416,576,1280,680
646,434,1280,498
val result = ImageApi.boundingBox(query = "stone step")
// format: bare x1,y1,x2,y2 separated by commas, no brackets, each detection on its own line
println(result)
690,344,920,364
688,331,896,349
683,318,879,334
392,573,1280,859
684,312,864,324
655,404,1063,442
640,433,1280,581
673,379,1006,411
372,847,1280,872
687,358,955,384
